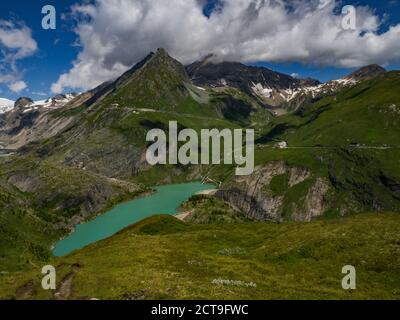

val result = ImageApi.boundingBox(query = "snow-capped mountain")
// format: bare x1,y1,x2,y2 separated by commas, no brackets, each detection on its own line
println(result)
187,57,320,99
24,93,79,112
272,64,387,111
187,58,386,113
0,98,15,114
0,93,79,115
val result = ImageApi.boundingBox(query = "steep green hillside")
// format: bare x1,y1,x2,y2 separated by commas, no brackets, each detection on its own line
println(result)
0,156,144,271
0,49,270,272
1,214,399,300
258,71,400,147
211,72,400,221
21,49,269,181
0,183,59,272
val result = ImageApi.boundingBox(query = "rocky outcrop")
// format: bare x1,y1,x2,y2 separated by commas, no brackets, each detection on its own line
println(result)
7,173,41,193
216,162,330,222
0,107,74,149
5,159,145,231
288,177,330,222
288,167,311,187
345,64,386,82
14,97,33,109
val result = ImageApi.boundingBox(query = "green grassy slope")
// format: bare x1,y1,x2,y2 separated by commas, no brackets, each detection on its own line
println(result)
0,184,59,272
1,214,399,300
0,156,144,271
258,71,400,147
207,72,400,219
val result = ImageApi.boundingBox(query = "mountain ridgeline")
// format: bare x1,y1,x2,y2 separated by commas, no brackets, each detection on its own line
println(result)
0,48,399,273
186,55,321,105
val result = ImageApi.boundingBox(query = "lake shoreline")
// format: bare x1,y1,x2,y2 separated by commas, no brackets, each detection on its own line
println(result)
49,188,156,253
52,181,215,257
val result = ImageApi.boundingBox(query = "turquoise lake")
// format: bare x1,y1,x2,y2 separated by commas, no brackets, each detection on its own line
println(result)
53,182,214,257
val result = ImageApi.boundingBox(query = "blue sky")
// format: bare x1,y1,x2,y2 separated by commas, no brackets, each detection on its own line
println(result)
0,0,400,100
0,0,79,100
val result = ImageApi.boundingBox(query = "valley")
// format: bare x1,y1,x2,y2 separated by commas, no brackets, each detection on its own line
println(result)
0,48,399,300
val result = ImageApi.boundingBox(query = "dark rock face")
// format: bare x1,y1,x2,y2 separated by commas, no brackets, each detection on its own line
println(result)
186,58,320,96
298,78,321,87
52,94,68,101
14,97,34,108
216,187,280,221
0,105,40,137
346,65,386,82
7,111,40,136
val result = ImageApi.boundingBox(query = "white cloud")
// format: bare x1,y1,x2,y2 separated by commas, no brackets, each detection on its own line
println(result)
8,81,27,93
0,20,37,59
52,0,400,93
0,20,37,93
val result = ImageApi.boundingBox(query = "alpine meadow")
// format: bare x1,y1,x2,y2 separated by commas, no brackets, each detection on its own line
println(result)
0,0,400,302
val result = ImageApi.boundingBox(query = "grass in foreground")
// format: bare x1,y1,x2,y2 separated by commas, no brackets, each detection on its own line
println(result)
1,213,399,300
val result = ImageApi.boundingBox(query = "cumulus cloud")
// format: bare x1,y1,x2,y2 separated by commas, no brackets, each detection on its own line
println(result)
0,20,37,93
8,81,27,93
52,0,400,93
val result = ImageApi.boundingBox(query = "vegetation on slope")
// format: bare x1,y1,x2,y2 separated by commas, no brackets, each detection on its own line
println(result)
0,50,399,299
0,155,145,271
209,72,400,220
1,214,399,300
257,71,400,147
179,195,250,224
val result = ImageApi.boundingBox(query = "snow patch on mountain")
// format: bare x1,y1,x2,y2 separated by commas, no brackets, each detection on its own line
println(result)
251,74,363,104
1,94,78,115
251,83,273,98
0,98,15,114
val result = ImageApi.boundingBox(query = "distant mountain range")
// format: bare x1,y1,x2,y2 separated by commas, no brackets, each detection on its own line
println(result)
0,98,14,114
0,94,79,115
187,57,386,114
0,54,386,117
1,48,386,155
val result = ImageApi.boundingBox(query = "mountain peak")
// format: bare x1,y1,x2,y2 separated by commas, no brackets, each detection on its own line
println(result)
85,48,190,109
14,97,34,108
155,48,168,56
345,64,386,82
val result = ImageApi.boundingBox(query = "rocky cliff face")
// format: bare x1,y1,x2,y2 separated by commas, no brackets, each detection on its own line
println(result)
216,162,330,222
0,106,74,149
14,97,34,109
0,93,82,150
4,158,144,230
